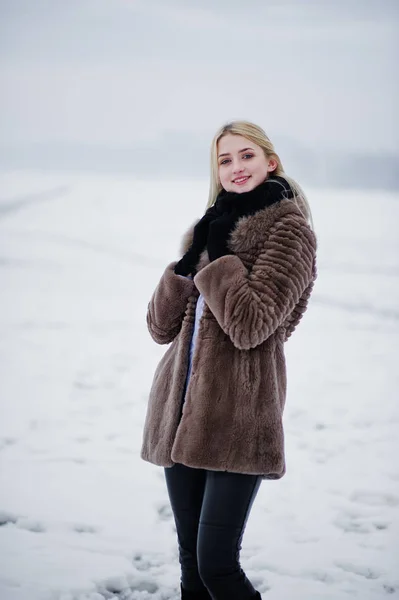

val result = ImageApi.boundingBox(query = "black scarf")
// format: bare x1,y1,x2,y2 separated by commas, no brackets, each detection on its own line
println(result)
211,175,293,218
174,176,293,276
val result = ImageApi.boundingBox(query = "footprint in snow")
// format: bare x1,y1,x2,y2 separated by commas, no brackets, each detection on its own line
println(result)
0,437,17,451
304,568,337,584
0,511,45,532
74,436,90,444
17,518,46,532
335,561,381,580
350,490,399,507
383,584,397,594
333,511,373,534
372,520,390,531
132,551,164,571
96,574,159,597
73,523,99,534
157,503,173,523
0,510,18,526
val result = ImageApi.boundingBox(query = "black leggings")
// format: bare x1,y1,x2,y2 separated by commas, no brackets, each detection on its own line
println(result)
164,462,262,599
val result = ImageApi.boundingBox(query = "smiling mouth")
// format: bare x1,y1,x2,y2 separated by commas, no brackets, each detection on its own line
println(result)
233,176,251,184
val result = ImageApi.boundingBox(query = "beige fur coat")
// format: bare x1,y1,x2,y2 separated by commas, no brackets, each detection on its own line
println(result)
140,198,317,479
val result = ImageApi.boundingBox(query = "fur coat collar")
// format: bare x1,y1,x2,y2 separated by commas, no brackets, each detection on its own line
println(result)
180,197,311,274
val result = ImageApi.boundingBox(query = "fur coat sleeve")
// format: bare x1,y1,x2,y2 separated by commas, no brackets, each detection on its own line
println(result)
193,212,316,350
146,261,195,345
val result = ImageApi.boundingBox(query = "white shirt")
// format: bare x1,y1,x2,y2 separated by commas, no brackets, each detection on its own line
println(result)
177,275,205,390
188,292,205,370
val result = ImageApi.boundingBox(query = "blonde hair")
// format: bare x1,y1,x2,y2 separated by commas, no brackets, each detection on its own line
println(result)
207,120,314,229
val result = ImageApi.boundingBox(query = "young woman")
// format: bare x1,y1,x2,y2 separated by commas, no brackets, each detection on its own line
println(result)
141,121,318,600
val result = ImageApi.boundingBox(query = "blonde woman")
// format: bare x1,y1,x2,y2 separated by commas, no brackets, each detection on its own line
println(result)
141,121,318,599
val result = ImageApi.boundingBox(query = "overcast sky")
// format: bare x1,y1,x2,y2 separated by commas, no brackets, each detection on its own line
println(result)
1,0,398,156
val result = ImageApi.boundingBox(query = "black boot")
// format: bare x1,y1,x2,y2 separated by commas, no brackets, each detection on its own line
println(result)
180,583,212,599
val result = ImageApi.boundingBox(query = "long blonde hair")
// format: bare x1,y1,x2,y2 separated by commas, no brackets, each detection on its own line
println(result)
207,121,314,229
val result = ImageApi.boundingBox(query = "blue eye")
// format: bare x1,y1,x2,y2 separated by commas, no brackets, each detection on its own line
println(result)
220,154,254,165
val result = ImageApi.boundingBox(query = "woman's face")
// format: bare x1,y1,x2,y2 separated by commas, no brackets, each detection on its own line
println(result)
217,133,277,193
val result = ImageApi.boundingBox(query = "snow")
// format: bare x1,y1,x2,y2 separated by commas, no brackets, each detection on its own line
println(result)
0,170,398,600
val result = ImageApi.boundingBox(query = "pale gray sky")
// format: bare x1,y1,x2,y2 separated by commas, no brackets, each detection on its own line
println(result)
1,0,398,156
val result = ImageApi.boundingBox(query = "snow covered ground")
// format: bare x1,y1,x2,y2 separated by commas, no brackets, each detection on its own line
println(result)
0,170,398,600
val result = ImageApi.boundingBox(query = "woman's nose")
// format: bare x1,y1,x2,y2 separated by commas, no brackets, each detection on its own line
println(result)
232,161,244,174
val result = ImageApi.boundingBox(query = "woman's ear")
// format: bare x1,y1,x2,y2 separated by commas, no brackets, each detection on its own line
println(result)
268,158,278,172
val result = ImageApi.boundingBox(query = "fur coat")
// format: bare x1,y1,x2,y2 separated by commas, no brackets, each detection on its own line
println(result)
140,198,317,479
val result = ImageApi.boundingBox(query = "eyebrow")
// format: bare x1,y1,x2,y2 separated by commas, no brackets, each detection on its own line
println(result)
218,147,254,158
